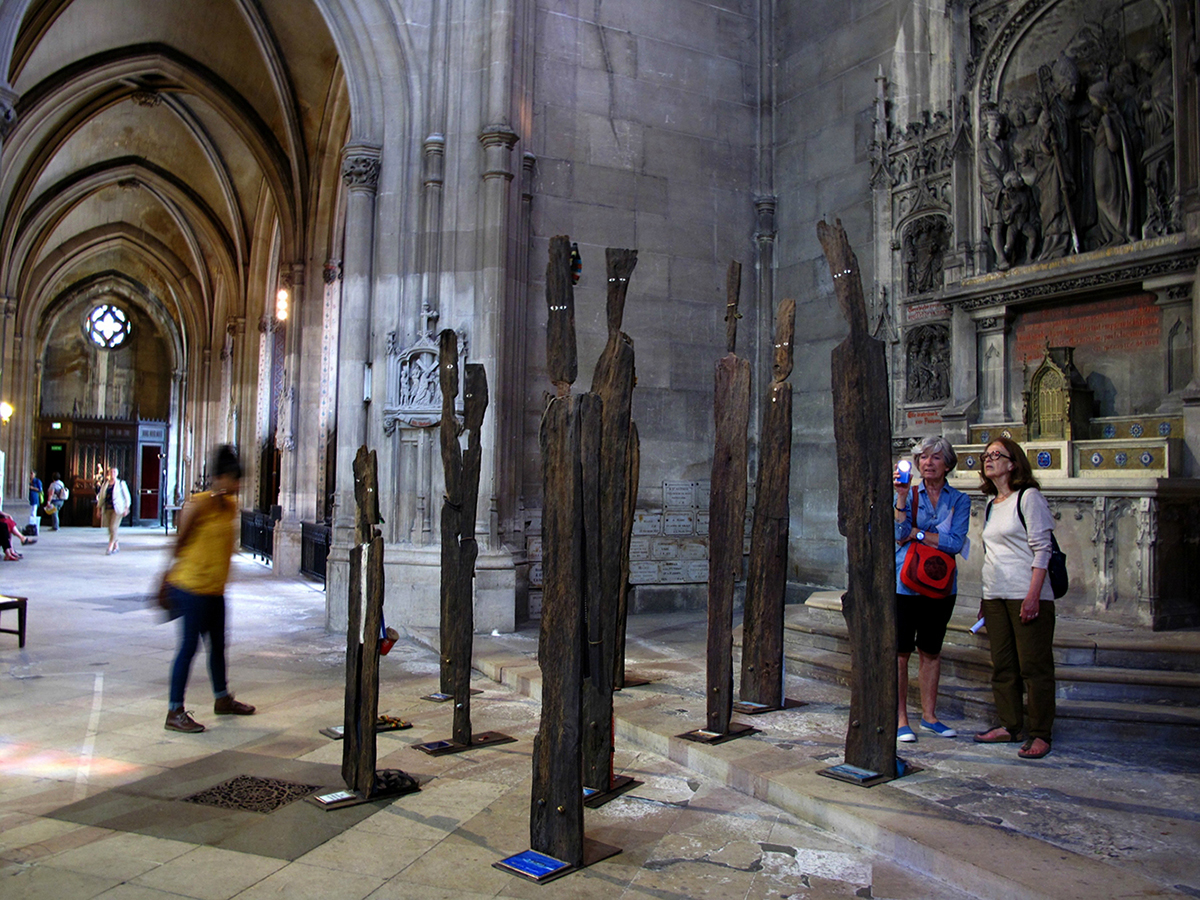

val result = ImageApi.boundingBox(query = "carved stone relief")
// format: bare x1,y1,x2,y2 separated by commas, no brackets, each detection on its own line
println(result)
382,303,468,433
976,0,1178,269
904,323,951,403
902,216,950,294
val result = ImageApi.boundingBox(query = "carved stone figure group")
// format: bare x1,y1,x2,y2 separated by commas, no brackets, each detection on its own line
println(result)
978,30,1176,271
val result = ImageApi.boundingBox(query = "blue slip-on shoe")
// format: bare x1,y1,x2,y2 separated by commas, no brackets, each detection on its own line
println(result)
920,719,957,738
897,725,917,743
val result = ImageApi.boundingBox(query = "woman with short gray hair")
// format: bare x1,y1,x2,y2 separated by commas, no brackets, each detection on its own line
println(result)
892,435,971,743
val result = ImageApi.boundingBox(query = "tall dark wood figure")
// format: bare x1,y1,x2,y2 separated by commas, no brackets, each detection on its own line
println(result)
581,248,638,792
342,446,385,795
819,219,898,778
705,261,751,736
612,421,639,691
437,328,487,746
739,297,796,709
530,235,586,867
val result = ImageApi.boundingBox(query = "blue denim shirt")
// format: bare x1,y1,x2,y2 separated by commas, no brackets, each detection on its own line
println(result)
894,480,971,595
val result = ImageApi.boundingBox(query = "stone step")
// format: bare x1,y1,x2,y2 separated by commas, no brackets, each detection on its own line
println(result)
783,644,1200,742
783,613,1200,704
762,592,1200,742
800,590,1200,670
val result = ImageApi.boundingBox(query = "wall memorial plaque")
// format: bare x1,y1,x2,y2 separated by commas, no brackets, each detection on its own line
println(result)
632,511,662,535
695,511,710,535
629,561,659,584
686,560,709,582
679,539,707,560
696,481,711,509
628,537,651,560
663,511,695,535
650,538,679,559
663,480,697,508
660,560,688,582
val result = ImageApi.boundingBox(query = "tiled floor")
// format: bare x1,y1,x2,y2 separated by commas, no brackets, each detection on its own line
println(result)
0,526,1197,899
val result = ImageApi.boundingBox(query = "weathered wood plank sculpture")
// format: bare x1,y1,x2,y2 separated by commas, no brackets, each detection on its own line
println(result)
438,328,487,746
818,219,897,778
582,248,638,792
739,297,796,709
612,421,639,690
342,446,385,795
705,261,751,736
531,235,586,866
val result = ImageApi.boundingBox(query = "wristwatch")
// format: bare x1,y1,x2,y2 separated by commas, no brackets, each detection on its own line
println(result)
916,531,926,542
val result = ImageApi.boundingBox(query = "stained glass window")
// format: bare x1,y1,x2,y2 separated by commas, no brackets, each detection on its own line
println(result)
85,304,131,349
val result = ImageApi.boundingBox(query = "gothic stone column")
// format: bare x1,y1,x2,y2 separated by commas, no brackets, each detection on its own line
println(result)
327,144,381,630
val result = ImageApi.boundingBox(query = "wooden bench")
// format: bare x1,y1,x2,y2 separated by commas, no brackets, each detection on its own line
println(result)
0,595,27,648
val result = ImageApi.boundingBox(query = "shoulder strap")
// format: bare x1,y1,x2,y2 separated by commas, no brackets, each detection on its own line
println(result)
908,485,918,526
1016,487,1028,533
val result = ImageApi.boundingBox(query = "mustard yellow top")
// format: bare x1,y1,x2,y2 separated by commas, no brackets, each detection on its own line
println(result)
165,491,238,596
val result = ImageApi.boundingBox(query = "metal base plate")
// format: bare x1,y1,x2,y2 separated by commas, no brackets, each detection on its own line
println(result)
583,774,641,809
732,697,806,715
816,757,922,788
307,769,421,810
494,838,621,883
677,722,759,744
616,670,652,688
421,689,484,702
413,731,516,756
319,715,412,740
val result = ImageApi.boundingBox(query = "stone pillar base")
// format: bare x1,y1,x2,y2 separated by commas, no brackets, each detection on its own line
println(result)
323,543,516,634
271,519,302,579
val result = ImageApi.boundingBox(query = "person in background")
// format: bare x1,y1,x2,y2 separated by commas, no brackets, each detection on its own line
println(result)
100,466,131,554
0,511,33,560
47,472,67,531
28,470,42,523
975,437,1057,760
892,435,971,743
160,444,255,733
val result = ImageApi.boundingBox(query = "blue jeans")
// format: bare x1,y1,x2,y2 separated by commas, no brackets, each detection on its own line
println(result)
168,585,229,709
50,500,63,530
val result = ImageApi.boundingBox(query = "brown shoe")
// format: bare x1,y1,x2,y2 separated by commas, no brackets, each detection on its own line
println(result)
214,694,255,715
165,708,205,733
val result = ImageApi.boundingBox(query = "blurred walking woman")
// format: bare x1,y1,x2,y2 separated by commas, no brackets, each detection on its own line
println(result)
975,437,1056,760
160,445,255,733
892,436,971,743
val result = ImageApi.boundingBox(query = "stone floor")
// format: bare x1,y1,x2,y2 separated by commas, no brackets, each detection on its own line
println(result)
0,526,1197,899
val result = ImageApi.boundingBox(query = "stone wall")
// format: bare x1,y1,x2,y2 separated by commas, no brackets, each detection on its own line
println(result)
773,1,905,589
524,0,761,509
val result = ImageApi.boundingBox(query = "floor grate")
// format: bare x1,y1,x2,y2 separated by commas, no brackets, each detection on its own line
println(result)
182,775,320,813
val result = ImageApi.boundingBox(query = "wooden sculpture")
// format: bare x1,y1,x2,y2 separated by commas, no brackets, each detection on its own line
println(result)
818,219,897,778
582,248,638,795
703,261,752,737
739,297,796,710
530,235,587,866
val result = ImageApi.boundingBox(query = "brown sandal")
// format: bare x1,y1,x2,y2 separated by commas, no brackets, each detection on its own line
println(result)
1018,738,1052,759
974,726,1019,743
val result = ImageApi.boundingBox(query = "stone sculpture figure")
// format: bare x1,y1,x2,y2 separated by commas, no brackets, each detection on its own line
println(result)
438,328,487,745
819,219,897,778
582,248,638,792
978,108,1017,268
739,297,796,709
1034,56,1083,259
1088,80,1137,246
706,261,751,735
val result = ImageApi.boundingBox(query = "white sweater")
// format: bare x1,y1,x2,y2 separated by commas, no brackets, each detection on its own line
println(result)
981,488,1055,601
